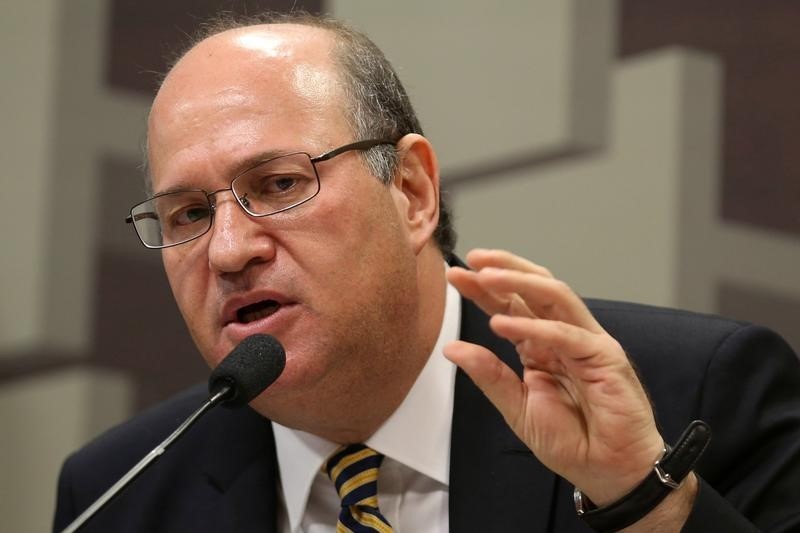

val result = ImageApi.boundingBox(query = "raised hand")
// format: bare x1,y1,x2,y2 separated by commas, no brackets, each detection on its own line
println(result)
445,249,667,506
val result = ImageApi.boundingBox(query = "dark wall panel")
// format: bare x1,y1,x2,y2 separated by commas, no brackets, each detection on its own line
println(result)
718,281,800,355
620,0,800,238
107,0,323,95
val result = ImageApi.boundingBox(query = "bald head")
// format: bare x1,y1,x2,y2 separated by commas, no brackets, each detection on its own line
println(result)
154,23,343,119
148,25,349,183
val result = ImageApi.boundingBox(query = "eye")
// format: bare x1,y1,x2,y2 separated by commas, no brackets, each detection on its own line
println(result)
259,174,302,194
245,173,316,203
234,154,318,211
171,204,211,227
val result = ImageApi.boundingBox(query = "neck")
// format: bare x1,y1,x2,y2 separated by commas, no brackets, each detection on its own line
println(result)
320,250,448,443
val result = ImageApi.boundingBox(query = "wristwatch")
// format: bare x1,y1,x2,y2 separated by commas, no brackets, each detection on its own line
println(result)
574,420,712,532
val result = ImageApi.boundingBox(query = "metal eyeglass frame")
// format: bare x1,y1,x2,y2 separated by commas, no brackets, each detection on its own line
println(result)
125,139,396,249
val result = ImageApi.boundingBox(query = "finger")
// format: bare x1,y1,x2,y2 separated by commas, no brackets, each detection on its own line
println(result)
445,340,587,449
502,334,595,409
489,315,626,373
447,267,508,314
524,369,584,420
443,340,527,425
490,315,649,424
465,248,555,278
513,338,568,376
447,267,536,318
477,268,601,331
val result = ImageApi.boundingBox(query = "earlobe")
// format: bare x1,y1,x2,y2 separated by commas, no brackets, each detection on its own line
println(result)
392,134,441,254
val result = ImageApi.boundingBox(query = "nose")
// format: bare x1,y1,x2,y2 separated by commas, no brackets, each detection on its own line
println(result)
207,193,276,274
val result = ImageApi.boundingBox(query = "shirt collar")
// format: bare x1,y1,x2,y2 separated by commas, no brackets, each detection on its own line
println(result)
272,272,461,532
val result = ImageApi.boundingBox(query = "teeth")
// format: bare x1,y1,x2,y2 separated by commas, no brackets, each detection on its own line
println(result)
242,307,276,323
237,300,280,324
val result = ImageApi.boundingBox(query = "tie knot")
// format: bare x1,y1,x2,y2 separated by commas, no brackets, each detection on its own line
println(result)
325,444,385,507
325,444,394,532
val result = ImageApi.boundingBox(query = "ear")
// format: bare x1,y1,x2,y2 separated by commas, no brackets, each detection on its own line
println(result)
391,134,441,255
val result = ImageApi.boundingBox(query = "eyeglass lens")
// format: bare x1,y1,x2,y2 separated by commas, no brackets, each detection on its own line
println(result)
130,152,321,248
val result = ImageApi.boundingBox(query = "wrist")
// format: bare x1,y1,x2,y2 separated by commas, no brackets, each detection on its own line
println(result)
619,472,698,532
585,440,667,507
574,420,711,532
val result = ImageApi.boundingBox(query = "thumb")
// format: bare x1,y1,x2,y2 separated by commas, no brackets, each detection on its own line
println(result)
444,340,525,425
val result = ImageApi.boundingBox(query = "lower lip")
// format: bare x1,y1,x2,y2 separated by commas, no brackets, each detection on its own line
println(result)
221,303,299,346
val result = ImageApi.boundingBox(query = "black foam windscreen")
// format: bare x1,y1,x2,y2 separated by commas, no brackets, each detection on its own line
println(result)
208,334,286,408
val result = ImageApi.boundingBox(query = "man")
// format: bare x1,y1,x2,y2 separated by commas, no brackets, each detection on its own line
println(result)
54,12,800,533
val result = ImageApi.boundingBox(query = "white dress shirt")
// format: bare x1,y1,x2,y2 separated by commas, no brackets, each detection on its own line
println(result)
273,277,461,532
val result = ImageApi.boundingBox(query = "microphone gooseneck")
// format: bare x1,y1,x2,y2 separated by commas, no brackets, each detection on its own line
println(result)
61,334,286,533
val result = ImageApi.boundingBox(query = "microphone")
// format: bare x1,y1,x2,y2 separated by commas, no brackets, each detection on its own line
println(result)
209,333,286,407
61,334,286,533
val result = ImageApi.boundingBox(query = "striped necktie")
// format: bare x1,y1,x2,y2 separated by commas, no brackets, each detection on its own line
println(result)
324,444,394,533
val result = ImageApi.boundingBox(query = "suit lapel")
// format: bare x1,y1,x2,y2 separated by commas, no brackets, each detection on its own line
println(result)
198,407,280,533
449,297,557,533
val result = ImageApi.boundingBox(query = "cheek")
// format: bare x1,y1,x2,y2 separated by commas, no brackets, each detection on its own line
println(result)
162,249,208,322
333,180,406,241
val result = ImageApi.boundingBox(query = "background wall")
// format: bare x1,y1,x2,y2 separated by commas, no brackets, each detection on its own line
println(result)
2,1,798,531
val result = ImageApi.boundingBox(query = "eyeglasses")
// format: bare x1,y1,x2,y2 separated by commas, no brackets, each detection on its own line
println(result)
126,139,395,249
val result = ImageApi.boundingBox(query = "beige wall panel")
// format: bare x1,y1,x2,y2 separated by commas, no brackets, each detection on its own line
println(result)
453,49,720,308
0,1,60,353
332,0,615,172
44,0,113,354
1,0,149,355
0,368,132,533
681,220,800,315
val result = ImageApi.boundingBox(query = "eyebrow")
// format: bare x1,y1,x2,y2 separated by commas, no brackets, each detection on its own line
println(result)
151,147,305,196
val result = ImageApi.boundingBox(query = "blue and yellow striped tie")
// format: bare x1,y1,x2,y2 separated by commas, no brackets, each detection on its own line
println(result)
324,444,394,533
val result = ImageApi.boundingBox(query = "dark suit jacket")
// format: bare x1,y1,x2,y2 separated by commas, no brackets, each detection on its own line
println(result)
54,298,800,532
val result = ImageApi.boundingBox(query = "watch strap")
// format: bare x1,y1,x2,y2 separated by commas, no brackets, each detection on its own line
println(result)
574,420,712,532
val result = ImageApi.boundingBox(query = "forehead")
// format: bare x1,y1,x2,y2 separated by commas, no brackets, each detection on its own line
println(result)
160,23,341,100
147,24,350,186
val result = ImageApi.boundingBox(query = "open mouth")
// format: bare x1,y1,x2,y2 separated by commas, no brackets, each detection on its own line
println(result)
236,300,281,324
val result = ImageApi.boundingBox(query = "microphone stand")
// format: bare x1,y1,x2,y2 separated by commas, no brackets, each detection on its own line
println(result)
60,385,231,533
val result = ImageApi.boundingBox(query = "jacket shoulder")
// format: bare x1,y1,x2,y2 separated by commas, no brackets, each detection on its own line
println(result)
54,384,274,532
587,298,749,351
66,384,210,472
